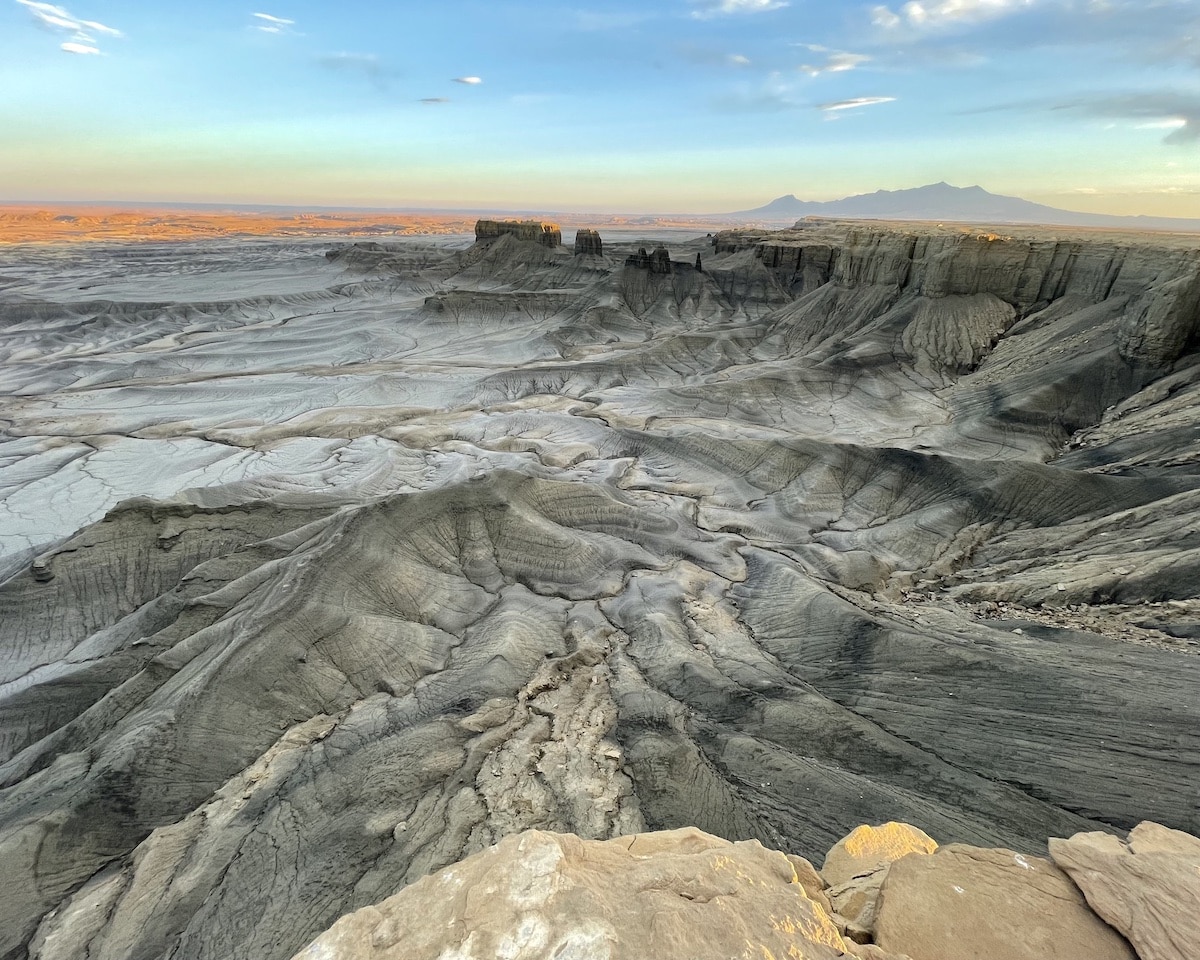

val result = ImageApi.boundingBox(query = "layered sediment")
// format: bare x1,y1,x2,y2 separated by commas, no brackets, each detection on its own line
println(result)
474,218,562,247
0,220,1198,960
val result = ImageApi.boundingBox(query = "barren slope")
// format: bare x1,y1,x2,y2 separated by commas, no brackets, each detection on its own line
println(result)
1,222,1198,960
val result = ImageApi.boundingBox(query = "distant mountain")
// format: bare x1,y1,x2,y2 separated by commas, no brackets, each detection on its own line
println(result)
731,182,1200,232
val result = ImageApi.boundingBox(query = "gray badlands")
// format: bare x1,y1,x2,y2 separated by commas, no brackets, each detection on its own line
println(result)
1,218,1199,959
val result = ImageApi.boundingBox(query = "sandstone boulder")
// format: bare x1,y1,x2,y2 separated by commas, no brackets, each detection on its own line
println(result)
821,823,938,945
822,822,938,887
291,827,895,960
874,843,1135,960
1049,821,1200,960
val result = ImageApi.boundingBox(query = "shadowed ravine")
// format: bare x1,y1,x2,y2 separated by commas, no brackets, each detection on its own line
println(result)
1,221,1198,960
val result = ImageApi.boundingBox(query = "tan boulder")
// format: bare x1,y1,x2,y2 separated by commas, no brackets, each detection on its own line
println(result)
291,827,909,960
1049,821,1200,960
874,843,1136,960
828,867,889,943
821,822,938,887
819,821,938,943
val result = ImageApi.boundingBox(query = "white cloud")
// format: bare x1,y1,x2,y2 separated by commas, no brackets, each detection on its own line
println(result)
60,40,99,54
15,0,122,54
252,12,295,34
729,53,752,65
871,5,903,27
873,0,1035,30
691,0,788,19
1053,92,1200,144
452,76,483,84
799,46,871,76
819,96,898,111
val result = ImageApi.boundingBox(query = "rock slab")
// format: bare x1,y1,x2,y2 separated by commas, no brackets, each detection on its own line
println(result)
822,822,939,944
822,822,939,887
291,827,885,960
1049,821,1200,960
874,843,1135,960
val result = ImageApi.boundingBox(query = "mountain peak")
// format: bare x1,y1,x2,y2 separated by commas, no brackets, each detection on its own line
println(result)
731,182,1200,231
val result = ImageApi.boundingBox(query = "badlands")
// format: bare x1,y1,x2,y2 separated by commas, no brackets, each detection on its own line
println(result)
1,217,1199,959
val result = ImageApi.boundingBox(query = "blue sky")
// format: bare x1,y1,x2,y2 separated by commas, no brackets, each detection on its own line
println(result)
2,0,1197,214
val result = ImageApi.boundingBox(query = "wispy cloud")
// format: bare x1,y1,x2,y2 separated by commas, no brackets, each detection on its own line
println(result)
15,0,122,55
252,12,295,34
679,45,754,67
819,96,898,112
872,0,1035,31
796,45,871,76
452,76,483,85
1053,92,1200,144
691,0,788,19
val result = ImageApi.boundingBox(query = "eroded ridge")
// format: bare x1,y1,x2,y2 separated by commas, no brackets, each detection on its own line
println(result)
1,220,1198,960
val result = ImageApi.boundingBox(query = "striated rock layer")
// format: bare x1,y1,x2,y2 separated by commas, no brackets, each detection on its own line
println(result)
1,221,1199,960
474,218,562,247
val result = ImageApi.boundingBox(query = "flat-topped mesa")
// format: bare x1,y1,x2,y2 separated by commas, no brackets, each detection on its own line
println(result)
474,219,562,247
574,228,603,256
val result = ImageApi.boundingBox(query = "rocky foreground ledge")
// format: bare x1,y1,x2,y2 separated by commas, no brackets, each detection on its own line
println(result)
294,821,1198,960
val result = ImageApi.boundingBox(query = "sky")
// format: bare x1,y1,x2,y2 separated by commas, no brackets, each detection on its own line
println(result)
1,0,1198,215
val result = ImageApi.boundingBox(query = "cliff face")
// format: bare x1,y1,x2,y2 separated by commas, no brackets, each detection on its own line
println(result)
474,218,563,247
716,225,1200,367
573,228,603,256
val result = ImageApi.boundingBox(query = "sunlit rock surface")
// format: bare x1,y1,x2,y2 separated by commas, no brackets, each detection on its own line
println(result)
1,221,1199,960
289,828,861,960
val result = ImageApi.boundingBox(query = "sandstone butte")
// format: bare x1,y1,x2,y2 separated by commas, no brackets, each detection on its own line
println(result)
290,821,1198,960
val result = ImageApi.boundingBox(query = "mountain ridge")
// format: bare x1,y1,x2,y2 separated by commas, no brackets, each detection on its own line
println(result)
733,181,1200,232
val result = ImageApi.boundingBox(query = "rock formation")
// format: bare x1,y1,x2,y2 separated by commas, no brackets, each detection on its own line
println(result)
574,228,603,256
822,822,938,943
1049,822,1200,960
289,828,862,960
1,221,1199,960
624,244,674,273
289,821,1200,960
474,218,562,247
874,844,1135,960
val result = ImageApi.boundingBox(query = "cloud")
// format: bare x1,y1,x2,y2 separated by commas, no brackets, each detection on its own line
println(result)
872,0,1036,30
452,76,483,84
678,45,754,67
691,0,788,19
819,96,898,112
796,45,871,76
419,97,450,104
1053,92,1200,144
15,0,122,54
252,11,295,34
